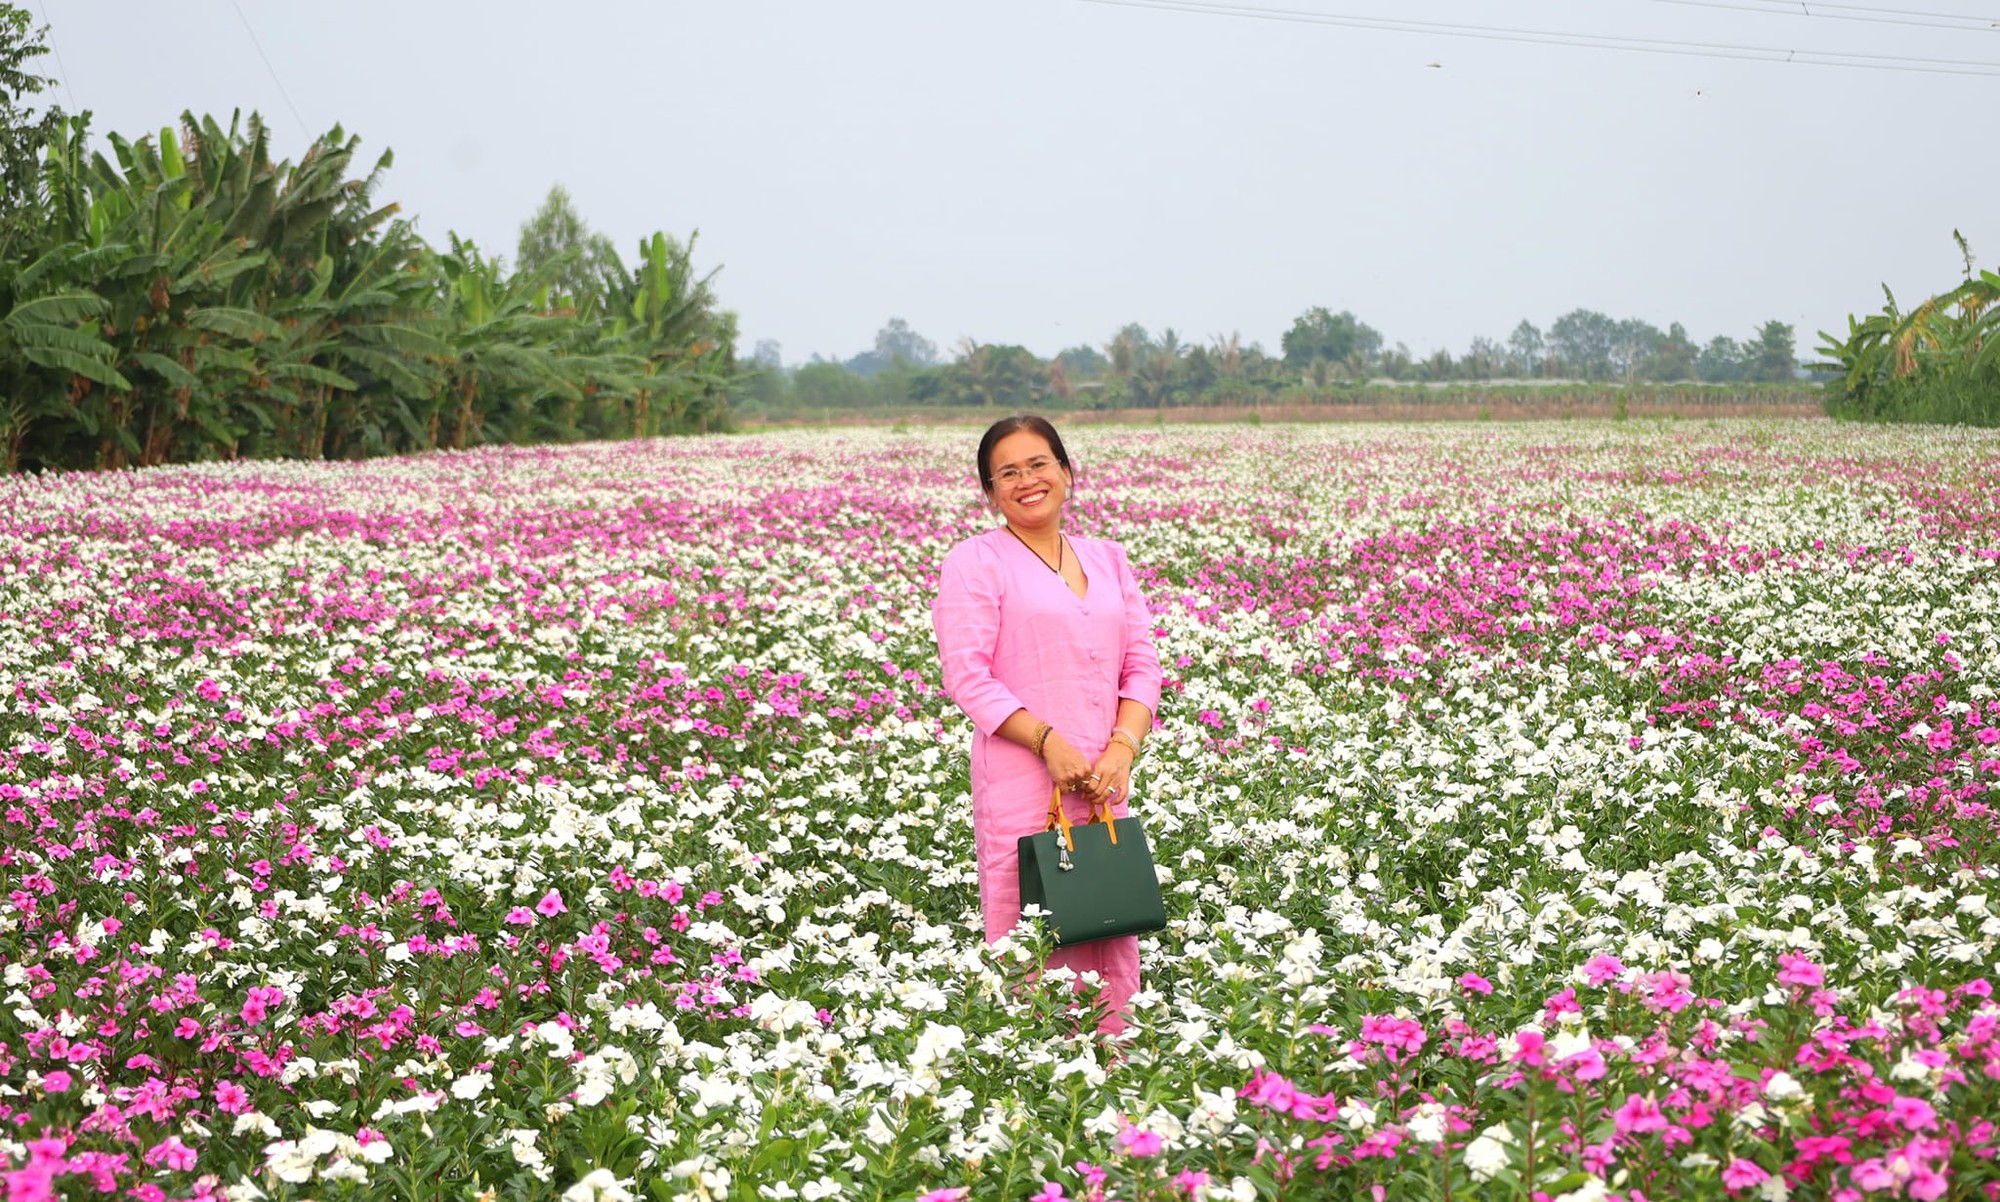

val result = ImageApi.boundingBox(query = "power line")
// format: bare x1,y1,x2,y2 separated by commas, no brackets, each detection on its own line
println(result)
1080,0,2000,76
1641,0,2000,35
229,0,311,141
29,0,79,113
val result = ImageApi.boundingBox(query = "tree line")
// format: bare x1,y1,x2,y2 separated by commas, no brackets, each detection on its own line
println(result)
1819,232,1999,428
0,8,737,473
742,308,1805,416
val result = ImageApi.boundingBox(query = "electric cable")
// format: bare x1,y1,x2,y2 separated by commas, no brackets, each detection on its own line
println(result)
1641,0,2000,35
1081,0,2000,76
229,0,311,139
28,0,79,113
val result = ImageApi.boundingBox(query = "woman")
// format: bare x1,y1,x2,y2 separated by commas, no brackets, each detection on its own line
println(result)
931,414,1163,1034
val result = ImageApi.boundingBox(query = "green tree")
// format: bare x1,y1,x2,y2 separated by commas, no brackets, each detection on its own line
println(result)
1104,323,1151,379
845,317,938,376
1610,318,1664,382
1746,320,1797,382
1548,309,1616,379
792,361,868,408
1696,336,1745,382
1637,321,1697,382
1055,343,1108,380
515,184,627,316
1461,336,1505,380
1281,307,1381,370
948,339,1044,407
1507,319,1545,377
0,4,61,252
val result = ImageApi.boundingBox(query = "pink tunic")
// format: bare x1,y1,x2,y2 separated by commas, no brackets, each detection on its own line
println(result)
932,526,1164,1032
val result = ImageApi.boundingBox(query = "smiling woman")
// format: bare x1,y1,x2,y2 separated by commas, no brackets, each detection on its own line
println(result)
930,414,1164,1035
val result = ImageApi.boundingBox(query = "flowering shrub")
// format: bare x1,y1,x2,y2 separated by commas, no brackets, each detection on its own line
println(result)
1,423,1996,1199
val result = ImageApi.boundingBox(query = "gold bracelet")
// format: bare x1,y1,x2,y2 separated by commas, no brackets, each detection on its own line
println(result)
1108,728,1142,758
1031,723,1053,759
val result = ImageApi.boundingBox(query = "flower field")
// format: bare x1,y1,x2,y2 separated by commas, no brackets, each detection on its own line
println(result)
3,420,1999,1202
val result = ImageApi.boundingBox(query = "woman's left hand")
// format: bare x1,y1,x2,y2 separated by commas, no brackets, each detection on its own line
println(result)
1085,744,1134,810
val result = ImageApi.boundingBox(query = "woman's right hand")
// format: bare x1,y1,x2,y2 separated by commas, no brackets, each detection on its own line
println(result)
1040,732,1097,795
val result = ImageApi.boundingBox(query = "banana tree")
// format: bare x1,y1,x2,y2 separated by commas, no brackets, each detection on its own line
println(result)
603,230,731,437
426,235,586,449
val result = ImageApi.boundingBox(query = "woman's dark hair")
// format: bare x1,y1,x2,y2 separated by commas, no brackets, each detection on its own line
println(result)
976,414,1072,492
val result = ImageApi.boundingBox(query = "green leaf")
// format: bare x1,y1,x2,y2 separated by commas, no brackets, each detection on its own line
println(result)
4,291,110,328
267,362,358,390
749,1138,797,1176
187,306,285,343
131,351,201,392
171,251,269,295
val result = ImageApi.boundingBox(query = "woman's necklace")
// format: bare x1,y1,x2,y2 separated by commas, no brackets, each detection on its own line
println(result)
1004,524,1065,575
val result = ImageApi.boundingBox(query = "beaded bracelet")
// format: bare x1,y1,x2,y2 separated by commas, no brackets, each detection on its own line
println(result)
1030,722,1053,759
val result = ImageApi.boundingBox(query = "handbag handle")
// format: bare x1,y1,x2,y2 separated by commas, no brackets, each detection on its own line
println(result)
1045,786,1119,848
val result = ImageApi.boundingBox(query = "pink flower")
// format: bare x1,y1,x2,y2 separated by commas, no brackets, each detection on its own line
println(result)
1357,1014,1426,1054
1031,1185,1066,1202
1612,1094,1668,1136
1721,1158,1769,1191
1890,1095,1939,1131
1173,1170,1210,1195
41,1070,72,1093
1512,1030,1547,1066
1776,951,1825,989
504,907,536,925
916,1190,968,1202
1558,1047,1608,1081
1117,1125,1164,1158
214,1080,250,1113
1583,955,1628,985
1457,972,1494,995
535,889,568,918
1908,1164,1948,1202
143,1136,198,1171
1241,1069,1299,1113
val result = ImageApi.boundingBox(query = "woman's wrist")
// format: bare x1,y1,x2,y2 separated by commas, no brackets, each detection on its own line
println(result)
1108,728,1143,758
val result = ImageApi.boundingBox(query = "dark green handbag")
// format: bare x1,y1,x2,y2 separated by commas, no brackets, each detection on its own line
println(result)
1018,787,1167,947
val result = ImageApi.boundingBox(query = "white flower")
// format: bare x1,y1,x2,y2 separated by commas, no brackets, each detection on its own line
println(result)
1406,1102,1447,1146
451,1071,491,1100
1552,1177,1608,1202
1463,1125,1515,1182
562,1169,636,1202
1763,1071,1803,1102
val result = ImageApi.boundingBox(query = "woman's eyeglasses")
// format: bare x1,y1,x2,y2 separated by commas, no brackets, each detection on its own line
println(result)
990,456,1058,486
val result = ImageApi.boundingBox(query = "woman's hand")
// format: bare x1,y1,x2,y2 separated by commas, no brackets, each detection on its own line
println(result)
1086,743,1135,810
1040,732,1096,797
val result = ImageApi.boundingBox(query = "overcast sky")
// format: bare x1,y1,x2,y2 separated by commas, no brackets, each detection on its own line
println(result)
33,0,2000,365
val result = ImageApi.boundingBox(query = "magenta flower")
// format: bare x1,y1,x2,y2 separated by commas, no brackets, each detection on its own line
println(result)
1511,1029,1547,1066
1612,1094,1669,1136
1776,951,1825,989
536,889,568,918
41,1071,71,1093
915,1190,968,1202
1117,1125,1164,1158
1720,1158,1769,1191
1457,972,1494,995
1583,954,1629,985
1890,1095,1939,1132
